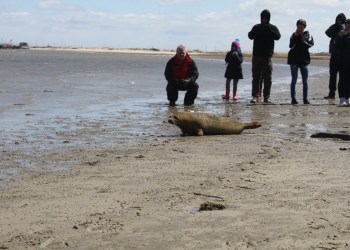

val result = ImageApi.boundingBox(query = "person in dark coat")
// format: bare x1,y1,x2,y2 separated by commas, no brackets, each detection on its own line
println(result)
287,19,314,105
324,13,346,99
248,9,281,103
223,39,243,101
164,44,199,106
335,18,350,106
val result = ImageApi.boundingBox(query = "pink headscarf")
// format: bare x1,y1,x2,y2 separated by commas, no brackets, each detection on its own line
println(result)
232,38,240,48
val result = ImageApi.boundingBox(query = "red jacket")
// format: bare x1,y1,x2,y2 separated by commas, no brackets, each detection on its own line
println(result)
164,54,199,83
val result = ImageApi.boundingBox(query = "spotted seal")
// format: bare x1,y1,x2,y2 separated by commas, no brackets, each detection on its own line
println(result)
168,112,262,136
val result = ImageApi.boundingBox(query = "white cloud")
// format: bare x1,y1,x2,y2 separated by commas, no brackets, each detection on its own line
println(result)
7,12,32,18
151,0,202,4
194,11,231,22
38,0,64,9
239,0,257,11
309,0,350,6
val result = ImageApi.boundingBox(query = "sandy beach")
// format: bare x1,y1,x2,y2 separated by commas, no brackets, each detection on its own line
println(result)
29,46,331,60
1,50,350,250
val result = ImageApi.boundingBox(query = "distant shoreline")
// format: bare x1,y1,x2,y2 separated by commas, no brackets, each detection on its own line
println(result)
27,46,331,60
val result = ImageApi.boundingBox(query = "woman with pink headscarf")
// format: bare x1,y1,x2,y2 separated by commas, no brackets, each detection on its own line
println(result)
223,39,243,101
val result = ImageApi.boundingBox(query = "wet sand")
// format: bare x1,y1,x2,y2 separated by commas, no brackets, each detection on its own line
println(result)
1,54,350,250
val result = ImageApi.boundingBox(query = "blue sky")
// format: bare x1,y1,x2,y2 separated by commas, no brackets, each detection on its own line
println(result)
0,0,348,52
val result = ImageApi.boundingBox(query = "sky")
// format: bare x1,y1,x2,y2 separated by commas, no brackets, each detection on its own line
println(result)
0,0,349,53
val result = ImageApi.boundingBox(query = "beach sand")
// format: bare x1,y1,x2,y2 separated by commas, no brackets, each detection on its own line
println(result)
1,52,350,250
29,47,330,60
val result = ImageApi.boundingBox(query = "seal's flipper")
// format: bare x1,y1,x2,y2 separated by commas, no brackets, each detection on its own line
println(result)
243,121,262,129
196,128,204,136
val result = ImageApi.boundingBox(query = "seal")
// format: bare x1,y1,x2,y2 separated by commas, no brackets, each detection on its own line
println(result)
168,112,262,136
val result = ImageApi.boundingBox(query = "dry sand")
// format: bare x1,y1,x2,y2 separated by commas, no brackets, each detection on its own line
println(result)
1,52,350,250
29,47,331,60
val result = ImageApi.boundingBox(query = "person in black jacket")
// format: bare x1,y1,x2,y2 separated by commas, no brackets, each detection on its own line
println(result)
248,9,281,103
223,39,243,101
335,19,350,106
287,19,314,105
164,44,199,106
324,13,346,99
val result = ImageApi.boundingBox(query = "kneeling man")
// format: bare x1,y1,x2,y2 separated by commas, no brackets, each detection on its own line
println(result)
164,44,199,106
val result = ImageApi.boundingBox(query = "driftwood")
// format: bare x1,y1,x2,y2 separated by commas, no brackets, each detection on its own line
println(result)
311,132,350,141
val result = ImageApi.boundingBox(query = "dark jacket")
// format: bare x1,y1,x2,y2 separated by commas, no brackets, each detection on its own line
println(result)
224,49,243,79
248,10,281,57
325,13,346,54
164,54,199,84
287,31,314,65
335,32,350,63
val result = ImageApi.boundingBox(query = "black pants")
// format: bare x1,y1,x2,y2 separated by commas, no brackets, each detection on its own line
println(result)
251,56,272,98
328,54,340,97
338,61,350,99
166,81,199,105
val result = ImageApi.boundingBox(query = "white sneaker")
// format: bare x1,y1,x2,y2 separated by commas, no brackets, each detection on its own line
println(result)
339,97,347,106
250,97,257,103
345,98,350,106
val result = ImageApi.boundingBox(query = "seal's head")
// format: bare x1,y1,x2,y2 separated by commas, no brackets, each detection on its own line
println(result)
168,112,204,136
168,113,180,125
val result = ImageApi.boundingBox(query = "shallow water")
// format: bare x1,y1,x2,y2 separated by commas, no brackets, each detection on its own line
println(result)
0,50,332,177
0,50,328,140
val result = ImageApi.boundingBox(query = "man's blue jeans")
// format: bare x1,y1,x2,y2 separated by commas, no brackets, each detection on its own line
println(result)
290,64,308,100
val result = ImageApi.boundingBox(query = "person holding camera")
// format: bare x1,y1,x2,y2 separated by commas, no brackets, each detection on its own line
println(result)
248,9,281,104
335,19,350,106
223,39,244,101
287,19,314,105
164,44,199,106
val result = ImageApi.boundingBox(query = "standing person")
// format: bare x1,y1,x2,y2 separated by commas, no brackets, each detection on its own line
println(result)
287,19,314,105
248,9,281,103
223,39,243,101
164,44,199,106
324,13,346,99
335,19,350,106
